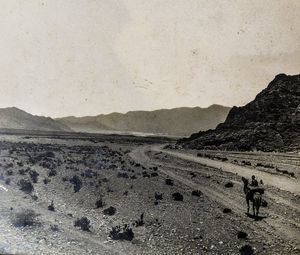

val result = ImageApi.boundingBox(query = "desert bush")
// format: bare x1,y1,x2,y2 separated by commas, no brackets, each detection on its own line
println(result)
45,151,55,158
237,231,248,239
17,162,24,167
43,178,50,184
190,172,196,178
134,213,145,227
109,224,134,241
155,193,163,200
172,192,183,201
151,172,158,177
6,170,13,176
51,224,59,231
103,206,116,216
70,175,82,193
48,201,55,211
32,195,38,201
117,172,129,179
19,179,34,194
95,199,104,208
223,208,232,213
13,209,37,227
74,217,91,231
18,169,26,175
225,182,234,188
142,171,150,178
48,169,57,177
165,178,174,186
192,190,202,197
261,199,268,207
239,245,254,255
242,160,251,166
29,170,39,183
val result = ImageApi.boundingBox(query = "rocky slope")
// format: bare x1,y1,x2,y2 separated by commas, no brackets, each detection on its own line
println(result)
56,105,231,137
0,107,72,132
179,74,300,152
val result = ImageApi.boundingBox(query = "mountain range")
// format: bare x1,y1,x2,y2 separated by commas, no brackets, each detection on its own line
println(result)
0,105,231,137
56,105,231,136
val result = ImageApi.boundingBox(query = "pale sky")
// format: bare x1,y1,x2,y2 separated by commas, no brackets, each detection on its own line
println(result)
0,0,299,117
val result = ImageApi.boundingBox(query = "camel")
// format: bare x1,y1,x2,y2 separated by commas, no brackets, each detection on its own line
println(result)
242,177,264,217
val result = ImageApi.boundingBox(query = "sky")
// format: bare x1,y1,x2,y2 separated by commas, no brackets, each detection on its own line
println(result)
0,0,299,118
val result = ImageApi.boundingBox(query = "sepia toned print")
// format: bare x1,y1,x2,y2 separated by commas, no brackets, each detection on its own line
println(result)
0,1,299,254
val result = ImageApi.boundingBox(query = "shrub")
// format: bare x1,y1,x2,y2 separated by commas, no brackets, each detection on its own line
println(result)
134,213,145,227
261,199,268,207
151,172,158,177
223,208,232,213
155,193,163,200
19,179,33,194
74,217,91,231
225,182,233,188
165,178,173,186
6,170,13,176
70,175,82,193
48,201,55,211
95,199,104,208
191,190,202,197
48,169,57,177
109,224,134,241
13,210,37,227
43,178,50,184
51,225,59,231
239,245,254,255
172,192,183,201
5,178,11,185
18,169,26,175
237,231,248,239
29,170,39,183
103,206,116,216
117,172,129,178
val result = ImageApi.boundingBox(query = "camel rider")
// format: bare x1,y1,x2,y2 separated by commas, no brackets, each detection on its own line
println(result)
250,175,258,187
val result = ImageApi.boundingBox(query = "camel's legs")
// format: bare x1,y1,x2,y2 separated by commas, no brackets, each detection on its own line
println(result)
246,198,249,214
256,203,260,217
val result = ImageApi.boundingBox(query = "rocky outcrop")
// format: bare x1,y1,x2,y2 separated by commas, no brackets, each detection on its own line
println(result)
179,74,300,152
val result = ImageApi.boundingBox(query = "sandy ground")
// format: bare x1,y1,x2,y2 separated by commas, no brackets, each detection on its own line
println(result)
0,133,299,255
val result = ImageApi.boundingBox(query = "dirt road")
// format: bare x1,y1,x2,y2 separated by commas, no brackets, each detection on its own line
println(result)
130,145,300,253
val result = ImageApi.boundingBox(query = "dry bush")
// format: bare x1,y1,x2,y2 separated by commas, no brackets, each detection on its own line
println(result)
109,224,134,241
12,209,38,227
74,217,91,232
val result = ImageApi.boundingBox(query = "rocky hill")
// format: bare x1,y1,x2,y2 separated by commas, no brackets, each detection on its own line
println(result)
56,105,231,137
179,74,300,152
0,107,72,132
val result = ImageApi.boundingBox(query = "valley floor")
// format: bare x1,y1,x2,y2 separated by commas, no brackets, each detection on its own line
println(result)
0,133,299,254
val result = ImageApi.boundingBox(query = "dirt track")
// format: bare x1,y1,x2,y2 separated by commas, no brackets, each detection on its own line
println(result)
130,145,300,252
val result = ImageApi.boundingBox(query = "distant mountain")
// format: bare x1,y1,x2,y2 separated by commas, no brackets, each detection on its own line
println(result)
0,107,72,132
179,74,300,152
56,105,231,136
